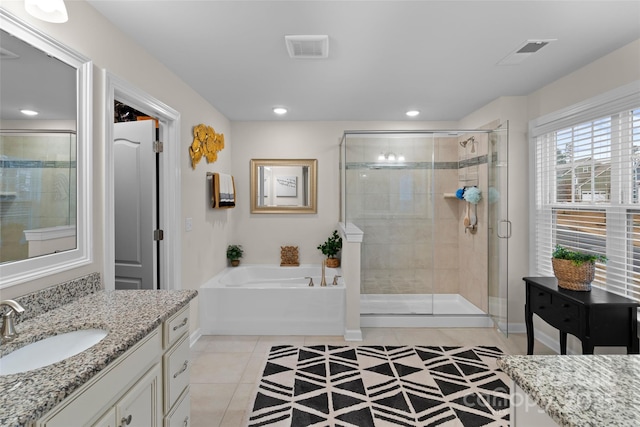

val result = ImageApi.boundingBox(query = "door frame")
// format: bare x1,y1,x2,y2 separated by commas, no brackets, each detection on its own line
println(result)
103,71,181,290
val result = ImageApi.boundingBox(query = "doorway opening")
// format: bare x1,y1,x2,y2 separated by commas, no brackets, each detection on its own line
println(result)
104,71,182,291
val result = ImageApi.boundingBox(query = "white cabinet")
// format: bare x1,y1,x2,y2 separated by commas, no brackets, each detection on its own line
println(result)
162,306,191,427
116,363,161,427
35,304,192,427
93,408,116,427
92,364,161,427
164,387,191,427
510,381,558,426
37,329,162,427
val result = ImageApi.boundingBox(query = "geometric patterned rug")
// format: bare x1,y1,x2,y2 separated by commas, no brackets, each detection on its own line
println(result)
246,345,510,427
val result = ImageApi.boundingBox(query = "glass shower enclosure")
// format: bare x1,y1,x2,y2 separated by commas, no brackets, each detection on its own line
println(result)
341,129,507,328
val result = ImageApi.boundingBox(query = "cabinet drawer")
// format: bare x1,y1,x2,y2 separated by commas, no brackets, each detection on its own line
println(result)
164,334,191,412
529,287,552,310
164,386,191,427
164,306,190,349
546,298,581,335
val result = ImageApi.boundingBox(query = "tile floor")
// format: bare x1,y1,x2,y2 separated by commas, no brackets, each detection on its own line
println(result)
188,328,555,427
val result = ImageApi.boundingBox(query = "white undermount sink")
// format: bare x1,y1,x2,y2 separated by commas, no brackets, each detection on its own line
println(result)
0,328,108,375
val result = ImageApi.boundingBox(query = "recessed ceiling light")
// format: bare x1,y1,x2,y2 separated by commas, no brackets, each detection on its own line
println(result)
24,0,68,23
20,109,38,116
406,110,420,117
273,107,287,115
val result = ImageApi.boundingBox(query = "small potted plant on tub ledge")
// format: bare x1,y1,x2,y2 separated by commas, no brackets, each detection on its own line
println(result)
551,244,607,291
317,230,342,268
227,244,244,267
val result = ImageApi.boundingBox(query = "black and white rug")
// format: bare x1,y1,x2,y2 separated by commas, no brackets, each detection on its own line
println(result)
246,345,510,427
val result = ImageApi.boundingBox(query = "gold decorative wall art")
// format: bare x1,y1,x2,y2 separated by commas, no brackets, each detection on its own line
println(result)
280,246,300,267
189,124,225,169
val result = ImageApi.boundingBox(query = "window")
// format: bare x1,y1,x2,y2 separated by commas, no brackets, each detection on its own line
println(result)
532,89,640,302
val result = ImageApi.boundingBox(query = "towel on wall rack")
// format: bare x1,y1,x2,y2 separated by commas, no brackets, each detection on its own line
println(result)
210,172,236,208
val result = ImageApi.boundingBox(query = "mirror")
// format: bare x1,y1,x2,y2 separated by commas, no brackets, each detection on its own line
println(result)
250,159,317,214
0,10,92,288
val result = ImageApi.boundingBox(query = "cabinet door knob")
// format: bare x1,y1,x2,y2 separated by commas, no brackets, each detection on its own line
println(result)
121,414,132,426
183,415,190,427
562,303,570,308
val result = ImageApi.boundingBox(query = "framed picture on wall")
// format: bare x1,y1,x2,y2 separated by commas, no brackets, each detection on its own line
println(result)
276,176,297,197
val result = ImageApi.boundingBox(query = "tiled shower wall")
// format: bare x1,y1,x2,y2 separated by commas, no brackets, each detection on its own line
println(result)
457,133,489,312
345,135,460,295
0,133,76,262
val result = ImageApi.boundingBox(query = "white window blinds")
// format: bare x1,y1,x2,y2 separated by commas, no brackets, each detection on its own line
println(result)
534,106,640,301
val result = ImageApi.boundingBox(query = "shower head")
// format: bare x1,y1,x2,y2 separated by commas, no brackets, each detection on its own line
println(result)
459,136,475,148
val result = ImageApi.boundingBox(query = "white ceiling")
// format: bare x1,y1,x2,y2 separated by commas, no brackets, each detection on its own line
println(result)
19,1,640,122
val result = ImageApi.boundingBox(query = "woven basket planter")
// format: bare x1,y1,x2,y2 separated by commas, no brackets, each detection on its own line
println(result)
325,258,340,268
552,258,595,291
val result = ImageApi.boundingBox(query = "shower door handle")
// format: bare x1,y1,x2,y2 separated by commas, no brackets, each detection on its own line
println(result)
497,220,512,239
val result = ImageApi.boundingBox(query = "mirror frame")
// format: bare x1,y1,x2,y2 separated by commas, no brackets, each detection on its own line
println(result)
250,159,317,214
0,10,93,288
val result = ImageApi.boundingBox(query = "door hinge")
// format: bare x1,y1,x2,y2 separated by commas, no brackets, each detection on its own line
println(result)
153,141,163,153
154,229,164,241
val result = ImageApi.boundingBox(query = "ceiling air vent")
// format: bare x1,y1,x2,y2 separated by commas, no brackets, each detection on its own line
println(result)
285,35,329,59
497,39,556,66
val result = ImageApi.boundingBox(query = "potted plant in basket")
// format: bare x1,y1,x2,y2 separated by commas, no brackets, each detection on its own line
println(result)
551,245,607,291
227,244,244,267
317,230,342,268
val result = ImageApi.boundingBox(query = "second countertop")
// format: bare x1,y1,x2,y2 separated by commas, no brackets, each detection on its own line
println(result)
0,289,197,427
497,354,640,427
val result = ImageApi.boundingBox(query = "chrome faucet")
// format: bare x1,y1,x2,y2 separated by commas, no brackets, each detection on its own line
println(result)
320,259,327,287
1,300,25,343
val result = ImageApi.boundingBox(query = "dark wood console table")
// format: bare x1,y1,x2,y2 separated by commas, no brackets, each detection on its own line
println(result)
524,277,639,355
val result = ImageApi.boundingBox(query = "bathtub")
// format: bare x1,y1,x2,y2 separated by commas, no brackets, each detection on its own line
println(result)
199,265,345,335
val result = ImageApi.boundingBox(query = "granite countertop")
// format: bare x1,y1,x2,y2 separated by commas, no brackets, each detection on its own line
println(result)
0,289,197,427
497,354,640,427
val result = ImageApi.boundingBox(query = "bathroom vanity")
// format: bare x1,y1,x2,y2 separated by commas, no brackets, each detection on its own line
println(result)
498,354,640,426
0,287,197,427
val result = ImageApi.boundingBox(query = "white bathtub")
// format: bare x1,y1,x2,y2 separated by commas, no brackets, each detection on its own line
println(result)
199,265,345,335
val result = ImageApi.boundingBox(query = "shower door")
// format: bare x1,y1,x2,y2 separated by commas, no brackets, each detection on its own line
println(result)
488,123,509,334
344,133,435,315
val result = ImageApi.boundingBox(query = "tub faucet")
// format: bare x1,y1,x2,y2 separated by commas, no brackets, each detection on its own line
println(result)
320,259,327,287
332,275,342,286
1,300,25,343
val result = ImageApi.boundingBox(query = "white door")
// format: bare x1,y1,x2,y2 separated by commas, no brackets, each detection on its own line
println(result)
114,120,157,290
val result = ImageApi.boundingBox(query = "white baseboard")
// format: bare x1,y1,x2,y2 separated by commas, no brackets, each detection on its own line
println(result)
344,329,363,341
360,315,493,328
190,328,202,348
507,322,527,334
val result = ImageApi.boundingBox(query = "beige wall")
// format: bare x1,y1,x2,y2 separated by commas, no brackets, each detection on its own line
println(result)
230,121,454,266
458,38,640,330
1,1,231,309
